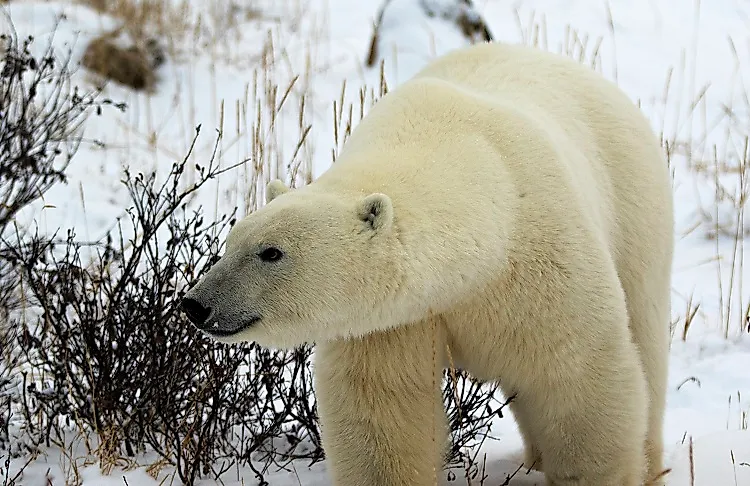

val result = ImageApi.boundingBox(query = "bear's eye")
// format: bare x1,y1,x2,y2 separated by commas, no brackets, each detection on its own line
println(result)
258,247,284,262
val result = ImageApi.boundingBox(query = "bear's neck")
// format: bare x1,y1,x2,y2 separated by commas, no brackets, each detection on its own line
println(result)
318,168,517,319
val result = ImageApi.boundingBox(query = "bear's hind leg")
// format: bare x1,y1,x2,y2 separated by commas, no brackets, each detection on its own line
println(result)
524,320,649,486
620,282,670,484
314,317,449,486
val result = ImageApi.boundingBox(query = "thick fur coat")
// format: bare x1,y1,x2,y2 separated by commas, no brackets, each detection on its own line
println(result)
182,41,674,486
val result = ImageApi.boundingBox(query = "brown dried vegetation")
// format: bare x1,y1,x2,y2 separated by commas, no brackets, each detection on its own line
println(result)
81,29,165,92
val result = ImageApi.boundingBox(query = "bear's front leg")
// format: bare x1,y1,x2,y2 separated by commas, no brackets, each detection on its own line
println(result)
314,318,448,486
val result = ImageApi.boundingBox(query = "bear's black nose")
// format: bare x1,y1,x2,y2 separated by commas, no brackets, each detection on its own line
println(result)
181,297,211,327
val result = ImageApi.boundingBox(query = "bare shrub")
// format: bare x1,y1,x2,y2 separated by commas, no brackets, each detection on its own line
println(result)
0,17,121,470
0,325,16,452
0,26,109,232
443,368,510,476
2,126,324,485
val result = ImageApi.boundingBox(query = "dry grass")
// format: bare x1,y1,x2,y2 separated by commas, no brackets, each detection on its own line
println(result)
70,0,183,92
58,0,270,93
513,8,607,75
658,4,750,339
76,0,265,64
79,0,192,46
81,28,163,91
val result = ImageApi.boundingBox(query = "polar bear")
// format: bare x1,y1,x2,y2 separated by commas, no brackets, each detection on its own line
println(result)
181,41,674,486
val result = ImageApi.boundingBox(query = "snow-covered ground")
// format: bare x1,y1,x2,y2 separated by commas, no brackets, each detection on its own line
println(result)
2,0,750,484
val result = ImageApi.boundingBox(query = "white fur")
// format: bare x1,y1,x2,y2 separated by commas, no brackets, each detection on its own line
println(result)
185,41,674,486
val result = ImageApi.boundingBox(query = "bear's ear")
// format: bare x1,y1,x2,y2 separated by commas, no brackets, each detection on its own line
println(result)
357,193,393,232
265,179,290,203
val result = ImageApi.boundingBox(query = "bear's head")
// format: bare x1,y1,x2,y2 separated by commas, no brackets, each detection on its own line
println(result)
180,179,405,349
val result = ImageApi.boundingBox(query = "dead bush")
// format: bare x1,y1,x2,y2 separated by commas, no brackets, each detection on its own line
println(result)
0,17,121,464
82,29,165,92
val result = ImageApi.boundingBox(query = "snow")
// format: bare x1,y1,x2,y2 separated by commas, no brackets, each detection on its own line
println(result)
668,430,750,485
1,0,750,485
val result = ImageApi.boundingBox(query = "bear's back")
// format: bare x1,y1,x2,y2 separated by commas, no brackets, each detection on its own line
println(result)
408,41,671,239
406,41,672,277
314,42,672,292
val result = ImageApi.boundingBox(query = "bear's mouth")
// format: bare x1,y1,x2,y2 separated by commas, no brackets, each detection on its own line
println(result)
204,315,261,337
